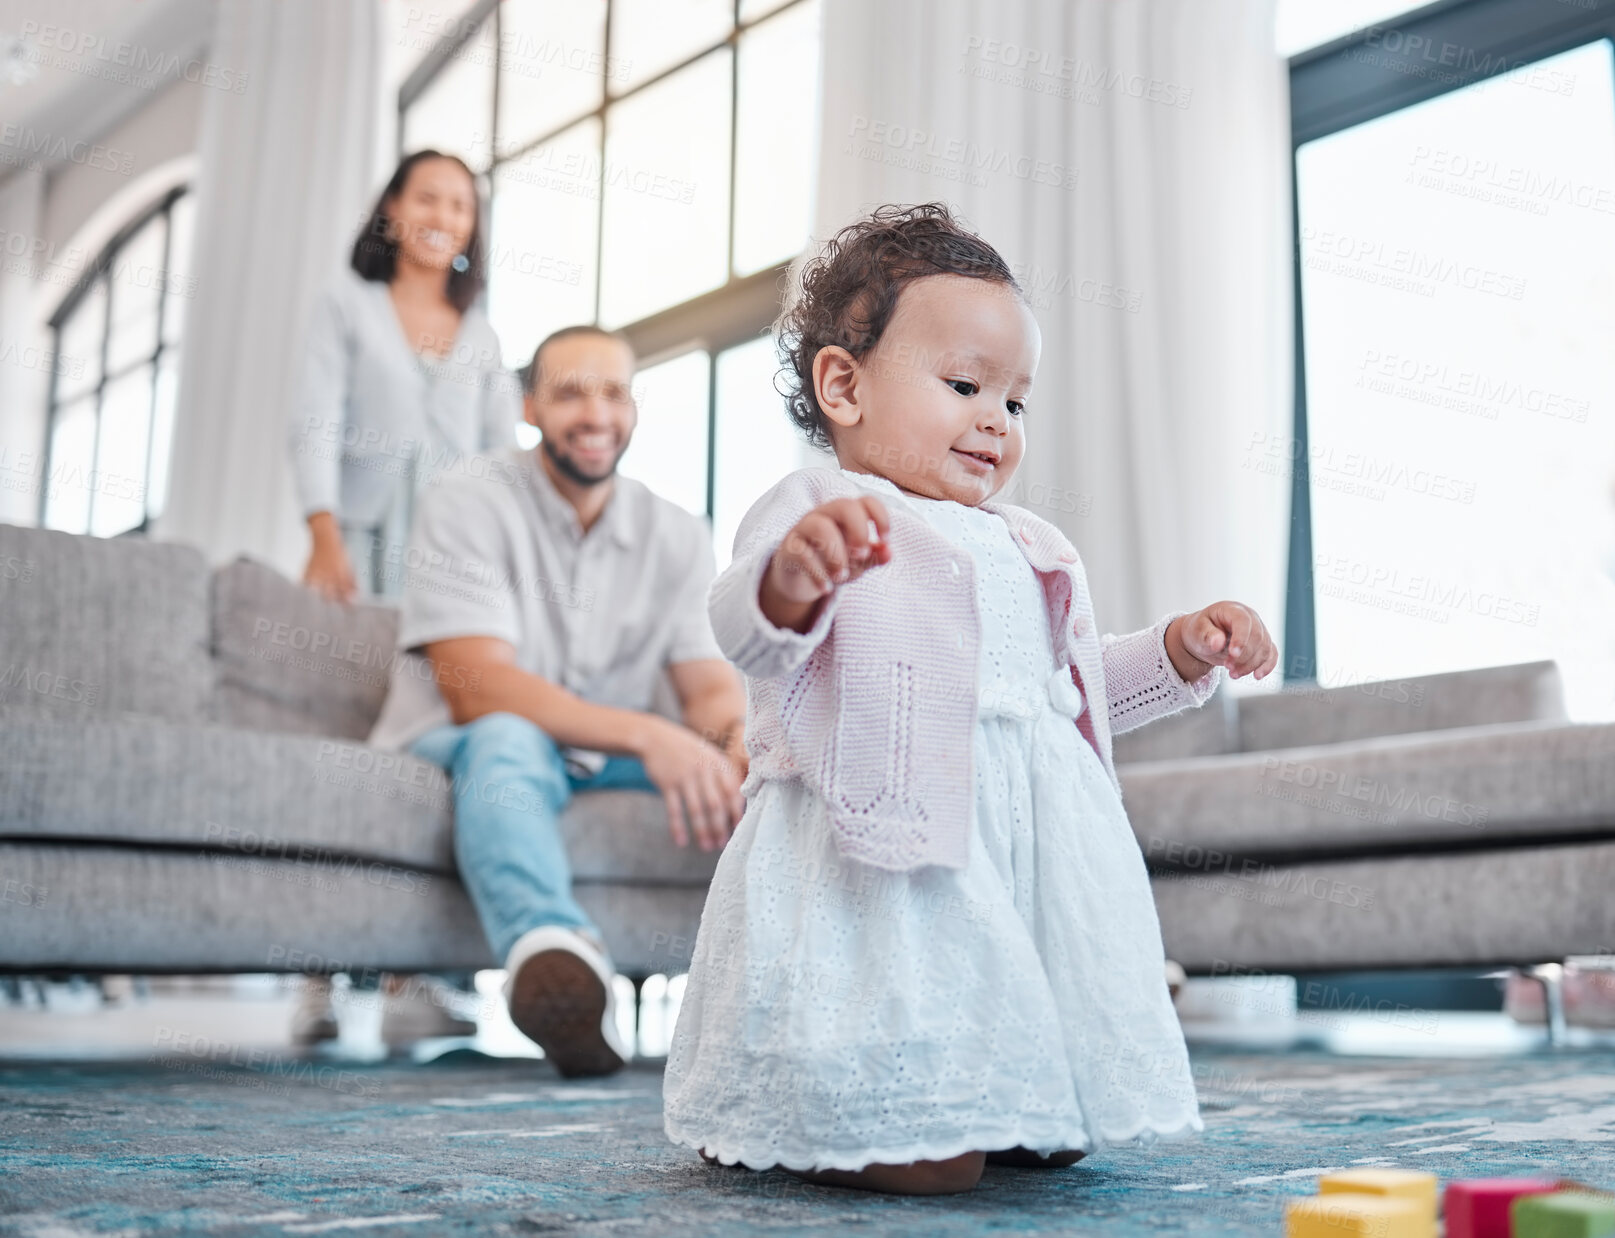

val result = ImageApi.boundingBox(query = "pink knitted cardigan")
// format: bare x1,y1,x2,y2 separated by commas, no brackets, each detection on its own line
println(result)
709,467,1222,872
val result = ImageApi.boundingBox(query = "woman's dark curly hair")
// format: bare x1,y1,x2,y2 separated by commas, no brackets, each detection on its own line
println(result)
777,203,1022,450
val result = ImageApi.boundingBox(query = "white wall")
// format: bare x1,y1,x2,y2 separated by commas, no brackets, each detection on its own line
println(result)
0,0,214,526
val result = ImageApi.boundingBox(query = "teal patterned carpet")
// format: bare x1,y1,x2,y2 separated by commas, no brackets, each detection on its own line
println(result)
3,1047,1613,1236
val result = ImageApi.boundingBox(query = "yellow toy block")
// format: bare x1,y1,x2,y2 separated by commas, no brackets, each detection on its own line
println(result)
1320,1169,1440,1230
1286,1194,1428,1238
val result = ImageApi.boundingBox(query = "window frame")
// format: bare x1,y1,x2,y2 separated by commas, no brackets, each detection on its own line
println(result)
1284,0,1615,680
398,0,814,520
41,183,189,536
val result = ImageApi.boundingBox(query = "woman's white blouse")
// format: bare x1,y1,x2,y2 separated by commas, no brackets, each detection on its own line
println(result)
288,268,521,530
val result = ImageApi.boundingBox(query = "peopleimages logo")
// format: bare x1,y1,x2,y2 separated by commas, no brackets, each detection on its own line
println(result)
1313,552,1541,628
1351,24,1579,97
0,124,131,174
1260,755,1490,829
845,116,1078,190
16,20,250,94
1300,224,1528,301
961,35,1195,109
0,663,99,706
201,822,434,897
1357,349,1591,423
248,619,481,692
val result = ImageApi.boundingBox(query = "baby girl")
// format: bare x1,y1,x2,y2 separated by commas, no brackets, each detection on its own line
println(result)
664,203,1277,1194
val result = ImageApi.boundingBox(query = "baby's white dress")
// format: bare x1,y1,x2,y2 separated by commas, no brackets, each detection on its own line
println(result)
663,471,1202,1171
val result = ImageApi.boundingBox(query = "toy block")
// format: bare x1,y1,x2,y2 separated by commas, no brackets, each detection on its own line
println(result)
1320,1170,1439,1229
1443,1178,1559,1238
1511,1191,1615,1238
1556,1182,1615,1198
1286,1194,1427,1238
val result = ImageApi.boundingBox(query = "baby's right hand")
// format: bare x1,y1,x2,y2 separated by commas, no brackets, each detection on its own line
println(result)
759,496,892,634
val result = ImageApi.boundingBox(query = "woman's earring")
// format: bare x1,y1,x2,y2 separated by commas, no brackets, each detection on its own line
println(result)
451,253,470,274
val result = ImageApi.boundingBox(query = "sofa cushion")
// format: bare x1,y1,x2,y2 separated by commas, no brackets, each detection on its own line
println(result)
0,843,709,977
1114,689,1235,764
0,841,492,973
1124,719,1615,861
0,523,213,722
211,557,400,739
1236,660,1566,753
0,712,722,885
1154,839,1615,972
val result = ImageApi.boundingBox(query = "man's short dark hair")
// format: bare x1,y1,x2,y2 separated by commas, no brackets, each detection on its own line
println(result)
521,326,635,396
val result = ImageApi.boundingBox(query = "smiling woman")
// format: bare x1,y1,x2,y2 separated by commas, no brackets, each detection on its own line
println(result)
287,150,524,601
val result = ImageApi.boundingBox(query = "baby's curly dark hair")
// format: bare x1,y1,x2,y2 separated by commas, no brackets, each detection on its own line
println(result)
776,203,1022,451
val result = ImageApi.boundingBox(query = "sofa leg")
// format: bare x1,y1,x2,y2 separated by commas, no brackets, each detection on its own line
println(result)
1527,963,1568,1047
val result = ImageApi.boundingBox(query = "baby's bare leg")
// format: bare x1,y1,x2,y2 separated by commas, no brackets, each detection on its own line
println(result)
985,1147,1086,1168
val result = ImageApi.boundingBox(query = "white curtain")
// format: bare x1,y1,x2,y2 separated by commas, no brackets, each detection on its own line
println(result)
814,0,1293,657
155,0,381,577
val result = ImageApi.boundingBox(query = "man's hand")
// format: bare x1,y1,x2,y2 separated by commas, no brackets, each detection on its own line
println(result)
1165,602,1278,683
760,496,892,633
636,715,746,852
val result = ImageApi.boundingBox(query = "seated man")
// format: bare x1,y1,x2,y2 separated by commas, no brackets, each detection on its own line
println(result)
368,325,748,1077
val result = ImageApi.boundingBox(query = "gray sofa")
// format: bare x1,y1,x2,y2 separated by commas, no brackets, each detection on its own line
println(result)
3,521,1611,984
1117,659,1615,973
0,524,717,981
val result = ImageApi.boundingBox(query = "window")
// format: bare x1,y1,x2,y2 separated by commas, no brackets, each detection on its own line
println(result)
42,186,194,537
1285,3,1615,718
399,0,822,557
1276,0,1437,59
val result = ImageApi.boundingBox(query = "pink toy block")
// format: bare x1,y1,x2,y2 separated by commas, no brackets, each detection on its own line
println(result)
1443,1178,1560,1238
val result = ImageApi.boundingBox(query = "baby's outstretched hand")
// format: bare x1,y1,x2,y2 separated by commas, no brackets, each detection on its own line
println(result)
1167,602,1278,682
759,496,892,634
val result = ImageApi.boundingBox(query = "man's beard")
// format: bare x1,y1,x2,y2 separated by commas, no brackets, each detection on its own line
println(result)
543,435,622,486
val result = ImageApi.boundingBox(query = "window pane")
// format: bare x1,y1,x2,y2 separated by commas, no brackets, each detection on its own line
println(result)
44,397,96,534
91,364,154,537
618,349,709,517
488,119,601,370
1295,40,1615,718
497,0,608,155
147,351,179,521
734,0,820,276
163,194,196,345
713,335,801,569
402,20,497,170
392,0,488,70
105,217,164,376
599,51,732,326
55,281,105,401
740,0,794,22
1276,0,1432,58
609,0,733,95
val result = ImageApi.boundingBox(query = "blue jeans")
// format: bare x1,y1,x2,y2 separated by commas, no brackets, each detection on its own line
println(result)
411,712,657,963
